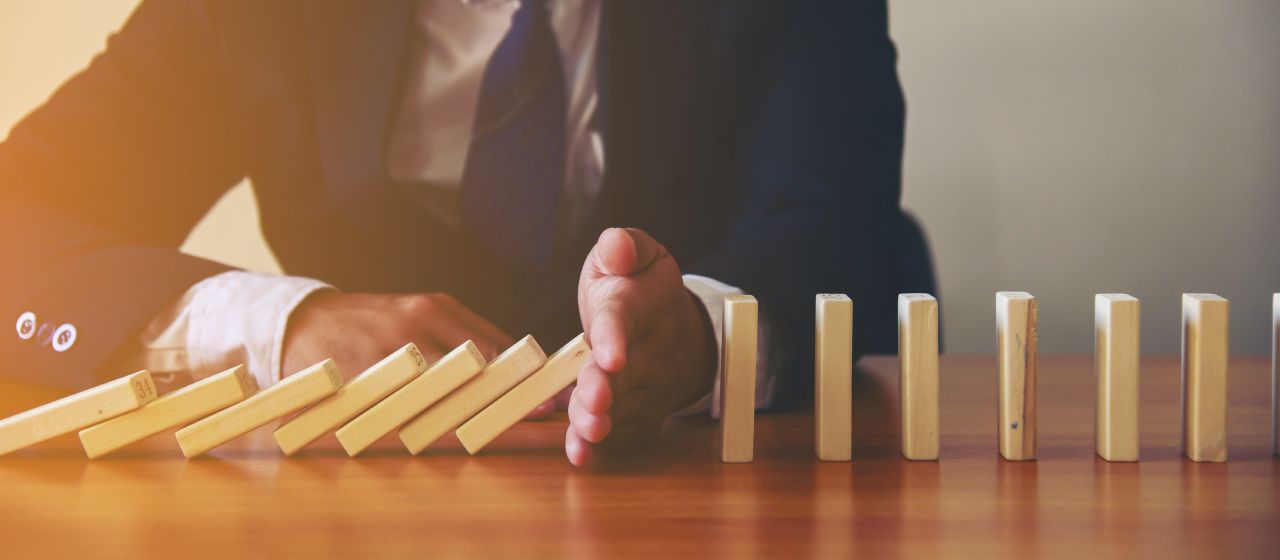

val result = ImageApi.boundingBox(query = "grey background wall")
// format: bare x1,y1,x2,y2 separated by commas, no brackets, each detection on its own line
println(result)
3,1,1278,355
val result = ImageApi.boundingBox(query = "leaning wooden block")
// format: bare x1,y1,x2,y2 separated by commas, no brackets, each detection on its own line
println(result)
1181,293,1229,463
1095,294,1140,462
996,291,1037,461
336,341,487,457
274,344,427,455
899,293,939,461
79,365,257,459
0,371,156,457
457,334,590,454
175,360,343,458
814,294,852,462
399,336,546,455
721,294,758,463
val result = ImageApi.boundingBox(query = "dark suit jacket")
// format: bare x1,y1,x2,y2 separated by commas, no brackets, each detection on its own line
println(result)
0,0,906,408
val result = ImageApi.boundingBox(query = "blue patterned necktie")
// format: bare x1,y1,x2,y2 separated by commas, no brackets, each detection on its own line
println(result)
460,0,567,267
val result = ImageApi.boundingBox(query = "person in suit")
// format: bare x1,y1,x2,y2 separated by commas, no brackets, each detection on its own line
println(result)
0,0,913,465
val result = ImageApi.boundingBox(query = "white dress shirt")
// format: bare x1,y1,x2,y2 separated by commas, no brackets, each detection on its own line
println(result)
125,0,773,415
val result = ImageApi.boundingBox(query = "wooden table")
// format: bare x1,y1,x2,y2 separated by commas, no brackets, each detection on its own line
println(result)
0,355,1275,558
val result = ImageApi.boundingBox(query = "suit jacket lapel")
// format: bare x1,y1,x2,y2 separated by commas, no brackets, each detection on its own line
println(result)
306,0,415,199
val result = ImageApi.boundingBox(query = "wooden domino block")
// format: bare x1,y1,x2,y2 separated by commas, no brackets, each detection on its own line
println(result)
79,365,257,459
457,334,590,455
1181,293,1229,463
0,371,156,456
1273,293,1279,457
899,293,939,461
814,294,852,462
721,294,757,463
175,360,343,458
399,336,546,455
1095,294,1140,462
996,291,1037,461
274,344,427,455
336,341,487,457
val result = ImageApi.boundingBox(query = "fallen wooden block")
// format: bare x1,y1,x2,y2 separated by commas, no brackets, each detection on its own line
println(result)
456,334,590,454
79,365,257,459
814,294,852,462
1095,294,1140,462
274,344,428,456
0,371,156,457
175,360,343,458
721,294,758,463
399,336,546,455
336,341,487,457
1181,293,1229,463
997,291,1037,461
899,293,940,461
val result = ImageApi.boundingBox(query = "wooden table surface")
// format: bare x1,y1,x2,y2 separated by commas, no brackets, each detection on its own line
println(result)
0,355,1275,558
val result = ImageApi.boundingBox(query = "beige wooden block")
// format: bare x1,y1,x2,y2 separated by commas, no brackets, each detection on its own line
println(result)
1181,293,1229,462
997,291,1037,461
1273,293,1279,457
175,360,343,458
899,293,940,461
1095,294,1140,462
399,336,546,455
457,334,590,454
720,294,758,463
336,341,487,456
814,294,852,462
79,365,257,459
274,344,427,455
0,371,156,456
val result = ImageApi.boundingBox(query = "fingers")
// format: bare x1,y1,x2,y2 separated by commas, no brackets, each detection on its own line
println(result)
588,228,669,279
568,397,612,444
566,425,593,467
587,291,644,373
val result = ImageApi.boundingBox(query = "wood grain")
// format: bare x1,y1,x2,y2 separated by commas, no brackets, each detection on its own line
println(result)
997,292,1038,461
815,294,852,461
1095,294,1140,462
899,293,939,460
0,355,1275,558
1181,293,1229,462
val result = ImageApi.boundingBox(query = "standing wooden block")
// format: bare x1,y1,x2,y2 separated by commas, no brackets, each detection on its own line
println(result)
457,334,591,454
899,293,939,461
1181,293,1229,462
721,294,758,463
814,294,852,462
336,341,487,457
1273,293,1279,457
399,336,546,455
0,371,156,457
175,360,343,458
274,344,427,455
996,291,1037,461
1095,294,1140,462
80,365,257,459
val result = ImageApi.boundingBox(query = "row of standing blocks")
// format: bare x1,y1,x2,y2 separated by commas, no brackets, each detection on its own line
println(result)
0,293,1275,461
811,292,1265,464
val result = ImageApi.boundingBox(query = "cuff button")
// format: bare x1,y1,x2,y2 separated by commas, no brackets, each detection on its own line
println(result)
52,323,77,353
15,311,36,341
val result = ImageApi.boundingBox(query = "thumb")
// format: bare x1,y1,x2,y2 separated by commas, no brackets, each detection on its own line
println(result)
592,228,668,278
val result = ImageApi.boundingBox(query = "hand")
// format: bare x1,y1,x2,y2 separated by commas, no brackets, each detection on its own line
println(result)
281,292,514,383
566,228,718,466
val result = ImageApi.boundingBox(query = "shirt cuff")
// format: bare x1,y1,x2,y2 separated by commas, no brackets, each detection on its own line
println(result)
128,270,334,390
678,275,776,418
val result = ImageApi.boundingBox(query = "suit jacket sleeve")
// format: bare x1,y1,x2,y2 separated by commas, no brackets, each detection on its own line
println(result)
684,2,905,408
0,0,244,388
